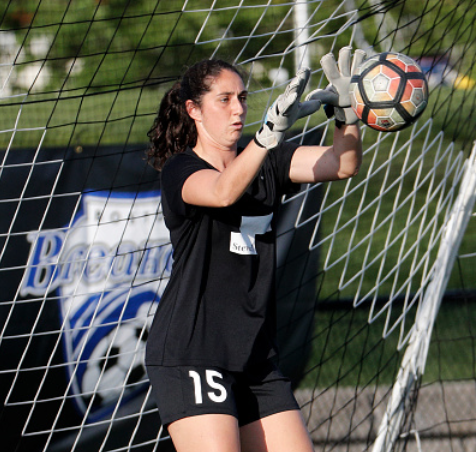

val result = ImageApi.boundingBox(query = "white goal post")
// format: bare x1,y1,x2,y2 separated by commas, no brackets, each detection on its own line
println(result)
372,143,476,452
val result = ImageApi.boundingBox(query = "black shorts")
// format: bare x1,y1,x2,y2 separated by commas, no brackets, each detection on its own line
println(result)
146,361,299,427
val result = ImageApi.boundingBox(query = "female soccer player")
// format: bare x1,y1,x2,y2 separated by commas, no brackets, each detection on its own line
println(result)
146,48,365,452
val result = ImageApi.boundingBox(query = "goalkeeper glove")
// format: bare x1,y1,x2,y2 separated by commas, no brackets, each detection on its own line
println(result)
306,47,367,126
254,68,322,150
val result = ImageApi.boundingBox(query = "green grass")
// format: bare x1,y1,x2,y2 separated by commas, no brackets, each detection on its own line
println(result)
298,296,476,389
0,87,161,149
298,303,401,389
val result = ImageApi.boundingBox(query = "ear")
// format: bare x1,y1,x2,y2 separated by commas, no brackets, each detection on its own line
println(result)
186,99,202,122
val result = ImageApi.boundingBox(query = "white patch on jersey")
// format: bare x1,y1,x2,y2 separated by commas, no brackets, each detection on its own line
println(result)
230,213,273,255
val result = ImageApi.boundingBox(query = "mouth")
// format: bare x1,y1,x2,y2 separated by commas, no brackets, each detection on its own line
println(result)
232,121,243,130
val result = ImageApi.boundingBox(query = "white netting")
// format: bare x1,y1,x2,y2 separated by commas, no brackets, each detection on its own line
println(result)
0,1,475,451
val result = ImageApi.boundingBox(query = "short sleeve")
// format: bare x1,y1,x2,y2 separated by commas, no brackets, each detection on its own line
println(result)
160,150,210,217
267,141,301,195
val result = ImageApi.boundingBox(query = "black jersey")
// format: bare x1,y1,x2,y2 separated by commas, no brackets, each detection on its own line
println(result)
145,143,300,371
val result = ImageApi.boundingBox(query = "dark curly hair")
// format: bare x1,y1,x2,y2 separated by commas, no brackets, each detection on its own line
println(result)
147,59,244,171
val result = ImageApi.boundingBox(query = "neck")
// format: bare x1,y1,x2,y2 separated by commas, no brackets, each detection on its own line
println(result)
193,140,237,172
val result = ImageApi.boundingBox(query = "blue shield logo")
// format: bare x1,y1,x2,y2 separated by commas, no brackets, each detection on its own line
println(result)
21,191,172,421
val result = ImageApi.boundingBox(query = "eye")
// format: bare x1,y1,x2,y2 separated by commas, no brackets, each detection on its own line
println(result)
220,96,229,103
239,95,248,103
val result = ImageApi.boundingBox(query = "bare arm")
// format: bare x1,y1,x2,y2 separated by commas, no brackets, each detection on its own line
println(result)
289,124,362,184
181,141,268,208
182,123,362,208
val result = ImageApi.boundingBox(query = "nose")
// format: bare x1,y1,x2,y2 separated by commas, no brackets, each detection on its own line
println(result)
232,96,245,116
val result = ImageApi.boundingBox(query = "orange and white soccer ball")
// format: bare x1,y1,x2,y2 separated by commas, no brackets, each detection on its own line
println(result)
350,52,429,132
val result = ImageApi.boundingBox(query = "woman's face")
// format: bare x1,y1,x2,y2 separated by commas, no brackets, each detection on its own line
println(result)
188,69,248,150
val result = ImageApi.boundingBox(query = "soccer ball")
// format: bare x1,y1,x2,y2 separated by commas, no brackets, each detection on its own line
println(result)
350,52,429,132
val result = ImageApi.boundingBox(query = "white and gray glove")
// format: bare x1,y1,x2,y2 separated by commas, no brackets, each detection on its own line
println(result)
255,68,322,150
306,47,367,126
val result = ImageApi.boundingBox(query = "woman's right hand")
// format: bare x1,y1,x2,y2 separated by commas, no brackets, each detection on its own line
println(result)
254,68,322,150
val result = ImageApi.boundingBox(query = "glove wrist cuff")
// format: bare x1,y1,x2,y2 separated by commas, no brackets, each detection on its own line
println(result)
253,133,267,149
335,119,345,129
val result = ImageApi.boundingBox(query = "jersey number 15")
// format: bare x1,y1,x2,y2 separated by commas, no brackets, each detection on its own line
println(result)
189,370,227,404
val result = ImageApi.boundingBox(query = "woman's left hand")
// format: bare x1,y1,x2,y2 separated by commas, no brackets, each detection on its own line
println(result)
306,47,367,125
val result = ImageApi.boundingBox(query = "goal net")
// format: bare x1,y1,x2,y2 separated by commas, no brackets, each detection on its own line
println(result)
0,1,475,451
